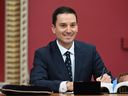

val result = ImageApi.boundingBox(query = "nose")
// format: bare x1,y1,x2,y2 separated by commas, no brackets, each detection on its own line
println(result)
66,26,71,33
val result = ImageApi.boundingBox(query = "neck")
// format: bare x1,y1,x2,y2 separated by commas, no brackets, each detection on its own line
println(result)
58,41,73,50
63,43,72,49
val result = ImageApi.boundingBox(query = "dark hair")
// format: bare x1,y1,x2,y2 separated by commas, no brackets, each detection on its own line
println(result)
52,6,78,26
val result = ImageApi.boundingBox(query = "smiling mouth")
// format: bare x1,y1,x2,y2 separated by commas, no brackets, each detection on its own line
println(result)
64,33,73,37
65,35,72,38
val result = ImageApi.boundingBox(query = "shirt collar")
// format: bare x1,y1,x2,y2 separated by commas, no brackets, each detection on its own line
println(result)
56,40,74,56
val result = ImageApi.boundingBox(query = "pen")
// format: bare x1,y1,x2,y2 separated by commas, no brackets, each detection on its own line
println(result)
100,67,106,80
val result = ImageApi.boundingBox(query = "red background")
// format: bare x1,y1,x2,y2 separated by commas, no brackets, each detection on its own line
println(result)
0,0,128,81
0,0,5,81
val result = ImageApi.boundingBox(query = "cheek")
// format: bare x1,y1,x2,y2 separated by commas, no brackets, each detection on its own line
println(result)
76,27,78,32
73,27,78,32
73,29,78,34
55,30,63,36
56,28,66,33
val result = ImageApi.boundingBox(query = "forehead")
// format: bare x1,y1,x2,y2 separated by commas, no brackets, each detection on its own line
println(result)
56,13,77,23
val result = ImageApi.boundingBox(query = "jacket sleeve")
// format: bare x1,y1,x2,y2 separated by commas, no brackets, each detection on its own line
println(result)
30,49,61,92
92,47,114,81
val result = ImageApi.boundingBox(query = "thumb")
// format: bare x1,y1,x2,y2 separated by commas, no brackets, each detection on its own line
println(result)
96,76,101,81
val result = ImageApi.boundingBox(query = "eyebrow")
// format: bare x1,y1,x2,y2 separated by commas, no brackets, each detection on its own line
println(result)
59,22,77,24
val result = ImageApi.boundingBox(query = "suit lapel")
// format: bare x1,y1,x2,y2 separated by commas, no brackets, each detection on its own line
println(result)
74,41,84,81
51,40,70,80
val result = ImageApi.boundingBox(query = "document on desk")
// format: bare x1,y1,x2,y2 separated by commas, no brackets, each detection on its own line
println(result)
101,81,128,93
1,85,53,95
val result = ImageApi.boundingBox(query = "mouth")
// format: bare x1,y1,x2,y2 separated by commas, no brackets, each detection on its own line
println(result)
64,33,73,37
62,32,75,40
64,35,73,39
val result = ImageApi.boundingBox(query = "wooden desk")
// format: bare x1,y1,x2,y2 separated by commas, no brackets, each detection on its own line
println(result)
0,93,128,96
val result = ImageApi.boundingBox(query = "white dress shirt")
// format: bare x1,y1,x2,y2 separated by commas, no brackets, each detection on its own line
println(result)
56,40,75,92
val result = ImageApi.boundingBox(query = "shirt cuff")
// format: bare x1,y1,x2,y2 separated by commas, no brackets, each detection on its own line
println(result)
59,81,67,92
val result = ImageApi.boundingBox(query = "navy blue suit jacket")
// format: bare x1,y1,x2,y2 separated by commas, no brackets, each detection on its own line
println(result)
30,40,112,92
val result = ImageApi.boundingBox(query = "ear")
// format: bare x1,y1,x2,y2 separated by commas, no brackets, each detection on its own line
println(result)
51,24,56,34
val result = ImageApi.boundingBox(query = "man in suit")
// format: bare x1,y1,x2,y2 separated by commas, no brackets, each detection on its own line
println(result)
30,6,112,92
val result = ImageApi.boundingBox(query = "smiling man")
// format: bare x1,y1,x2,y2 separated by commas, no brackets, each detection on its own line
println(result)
30,6,113,92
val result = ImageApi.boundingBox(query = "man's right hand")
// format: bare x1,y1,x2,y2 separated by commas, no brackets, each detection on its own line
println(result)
66,82,73,91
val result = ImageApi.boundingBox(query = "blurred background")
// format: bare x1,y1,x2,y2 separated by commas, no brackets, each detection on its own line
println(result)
0,0,128,84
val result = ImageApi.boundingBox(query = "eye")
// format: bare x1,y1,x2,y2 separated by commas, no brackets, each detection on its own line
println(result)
60,23,67,28
70,23,77,28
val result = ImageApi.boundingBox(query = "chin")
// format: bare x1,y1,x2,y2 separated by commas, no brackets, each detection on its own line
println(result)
64,40,73,44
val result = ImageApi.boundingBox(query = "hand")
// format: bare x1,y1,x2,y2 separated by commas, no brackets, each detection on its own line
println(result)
96,73,111,83
66,81,73,91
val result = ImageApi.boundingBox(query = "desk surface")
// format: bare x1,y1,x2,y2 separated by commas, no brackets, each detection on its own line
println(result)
0,93,128,96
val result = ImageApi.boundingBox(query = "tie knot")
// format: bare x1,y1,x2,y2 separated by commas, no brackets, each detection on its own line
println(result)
64,51,70,56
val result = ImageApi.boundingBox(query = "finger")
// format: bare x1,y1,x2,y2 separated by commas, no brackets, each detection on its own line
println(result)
96,77,101,81
101,74,111,83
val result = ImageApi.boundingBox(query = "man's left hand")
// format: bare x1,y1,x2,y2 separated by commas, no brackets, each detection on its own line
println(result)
96,73,111,83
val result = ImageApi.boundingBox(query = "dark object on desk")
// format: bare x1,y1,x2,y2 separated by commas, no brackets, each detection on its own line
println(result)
1,85,52,95
117,86,128,94
101,87,109,93
74,81,101,95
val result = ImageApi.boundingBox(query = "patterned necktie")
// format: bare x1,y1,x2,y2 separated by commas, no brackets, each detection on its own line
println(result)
64,51,72,81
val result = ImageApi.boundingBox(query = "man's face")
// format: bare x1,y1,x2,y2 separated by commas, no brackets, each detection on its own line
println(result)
52,13,78,48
